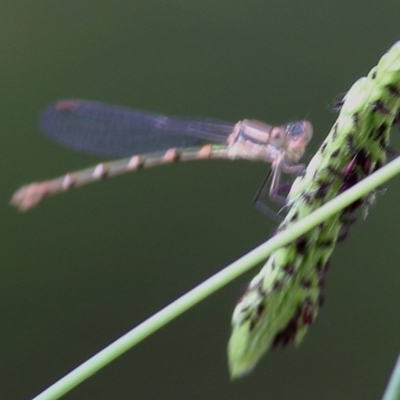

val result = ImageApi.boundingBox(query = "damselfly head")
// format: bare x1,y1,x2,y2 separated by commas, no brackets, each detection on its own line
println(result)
284,120,313,162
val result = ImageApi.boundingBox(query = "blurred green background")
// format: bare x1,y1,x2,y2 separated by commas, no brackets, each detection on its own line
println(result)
2,1,400,399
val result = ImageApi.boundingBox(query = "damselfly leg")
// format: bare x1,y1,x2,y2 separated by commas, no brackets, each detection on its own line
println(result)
253,162,306,221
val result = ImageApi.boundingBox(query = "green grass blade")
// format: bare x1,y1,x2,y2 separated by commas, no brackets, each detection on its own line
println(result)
229,41,400,377
382,354,400,400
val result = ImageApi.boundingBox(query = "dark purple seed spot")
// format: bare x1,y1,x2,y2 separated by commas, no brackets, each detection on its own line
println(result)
386,84,400,97
340,212,357,225
302,311,314,325
372,100,390,114
326,165,342,178
317,239,334,248
316,180,331,196
332,99,344,112
343,157,357,177
378,122,389,136
273,280,283,291
272,308,301,348
283,264,295,276
346,134,357,152
296,236,308,254
394,110,400,125
332,124,338,140
288,213,298,223
330,149,340,158
343,198,364,213
300,279,312,289
249,320,256,331
256,281,267,297
302,194,312,205
257,303,265,316
362,156,372,174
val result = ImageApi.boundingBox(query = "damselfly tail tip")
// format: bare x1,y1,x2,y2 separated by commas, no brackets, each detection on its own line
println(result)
10,184,46,212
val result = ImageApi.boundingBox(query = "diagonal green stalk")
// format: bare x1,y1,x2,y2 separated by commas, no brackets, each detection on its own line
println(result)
32,161,400,399
382,355,400,400
30,41,400,399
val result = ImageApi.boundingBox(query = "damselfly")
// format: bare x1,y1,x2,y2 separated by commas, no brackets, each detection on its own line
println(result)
11,100,313,213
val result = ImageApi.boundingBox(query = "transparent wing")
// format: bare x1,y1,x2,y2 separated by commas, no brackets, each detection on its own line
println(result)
39,99,235,157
